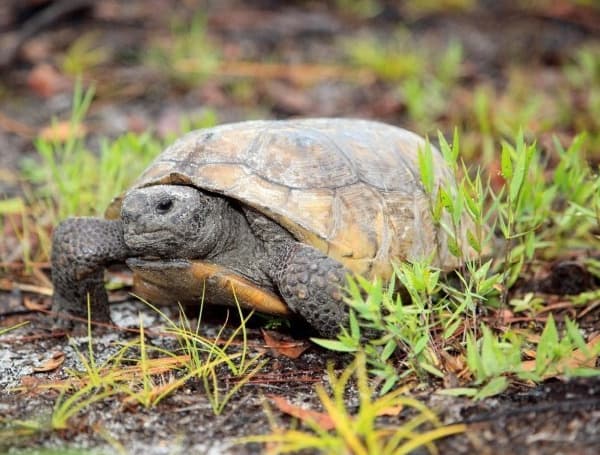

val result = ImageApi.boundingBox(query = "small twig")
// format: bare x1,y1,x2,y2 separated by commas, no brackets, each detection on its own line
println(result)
0,111,36,138
0,281,53,296
482,315,550,324
535,301,578,316
578,299,600,319
245,373,322,385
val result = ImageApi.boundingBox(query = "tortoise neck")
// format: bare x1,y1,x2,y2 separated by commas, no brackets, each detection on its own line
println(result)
206,202,258,260
204,202,274,288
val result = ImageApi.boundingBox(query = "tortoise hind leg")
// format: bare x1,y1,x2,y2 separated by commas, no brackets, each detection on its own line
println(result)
273,243,349,338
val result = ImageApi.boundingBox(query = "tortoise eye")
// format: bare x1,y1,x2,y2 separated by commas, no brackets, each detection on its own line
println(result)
156,199,173,213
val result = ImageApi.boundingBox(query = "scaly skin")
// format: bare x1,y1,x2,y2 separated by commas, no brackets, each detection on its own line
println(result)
51,218,130,325
51,185,350,337
273,243,348,338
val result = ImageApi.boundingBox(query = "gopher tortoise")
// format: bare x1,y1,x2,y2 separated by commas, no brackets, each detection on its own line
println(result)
51,118,473,337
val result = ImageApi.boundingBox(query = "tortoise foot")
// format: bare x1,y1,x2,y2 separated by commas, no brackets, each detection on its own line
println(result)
276,244,348,338
51,217,127,326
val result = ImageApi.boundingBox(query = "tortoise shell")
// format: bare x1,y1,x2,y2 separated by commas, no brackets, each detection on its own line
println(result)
108,119,472,308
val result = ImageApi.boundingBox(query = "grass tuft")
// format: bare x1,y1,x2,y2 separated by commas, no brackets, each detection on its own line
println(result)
242,352,466,454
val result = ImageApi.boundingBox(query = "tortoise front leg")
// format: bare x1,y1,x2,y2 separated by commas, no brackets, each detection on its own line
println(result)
273,243,349,338
51,218,130,326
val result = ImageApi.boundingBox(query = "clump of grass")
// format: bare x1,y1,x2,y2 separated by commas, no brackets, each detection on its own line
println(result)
317,127,600,396
335,0,382,18
24,81,219,221
60,33,110,76
142,298,266,415
21,80,163,220
2,295,265,445
242,352,466,454
402,0,476,18
442,314,600,399
458,46,600,160
344,29,427,82
3,79,219,267
344,31,464,129
146,13,221,87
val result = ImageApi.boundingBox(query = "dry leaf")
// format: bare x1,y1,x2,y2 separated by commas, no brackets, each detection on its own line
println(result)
268,394,335,430
27,63,68,98
261,330,310,359
33,351,65,372
496,308,514,322
39,121,87,143
521,334,600,378
21,38,52,63
440,351,465,374
264,80,313,114
443,372,461,388
23,296,51,311
20,375,45,391
377,404,404,417
488,158,506,192
0,111,35,138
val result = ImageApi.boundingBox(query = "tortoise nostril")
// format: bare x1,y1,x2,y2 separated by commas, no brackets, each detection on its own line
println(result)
156,199,173,214
121,209,139,224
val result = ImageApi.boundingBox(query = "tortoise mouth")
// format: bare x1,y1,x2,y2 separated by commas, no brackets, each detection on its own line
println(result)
124,228,171,240
127,257,189,267
123,228,178,254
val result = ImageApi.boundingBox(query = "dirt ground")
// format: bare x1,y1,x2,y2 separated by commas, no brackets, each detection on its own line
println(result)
1,1,600,454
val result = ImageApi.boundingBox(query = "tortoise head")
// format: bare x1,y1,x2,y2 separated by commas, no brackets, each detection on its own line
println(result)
120,184,228,259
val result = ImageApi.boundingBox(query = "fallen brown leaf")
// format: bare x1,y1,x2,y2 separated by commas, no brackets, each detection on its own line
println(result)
23,296,51,311
261,329,311,359
521,334,600,378
377,404,404,417
263,80,313,114
0,111,36,138
488,158,506,193
39,121,87,143
27,63,69,98
19,375,46,391
21,37,52,63
268,394,335,430
33,351,65,372
439,351,466,374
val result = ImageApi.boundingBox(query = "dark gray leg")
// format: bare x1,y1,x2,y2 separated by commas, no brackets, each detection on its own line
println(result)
273,243,349,338
51,218,129,325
